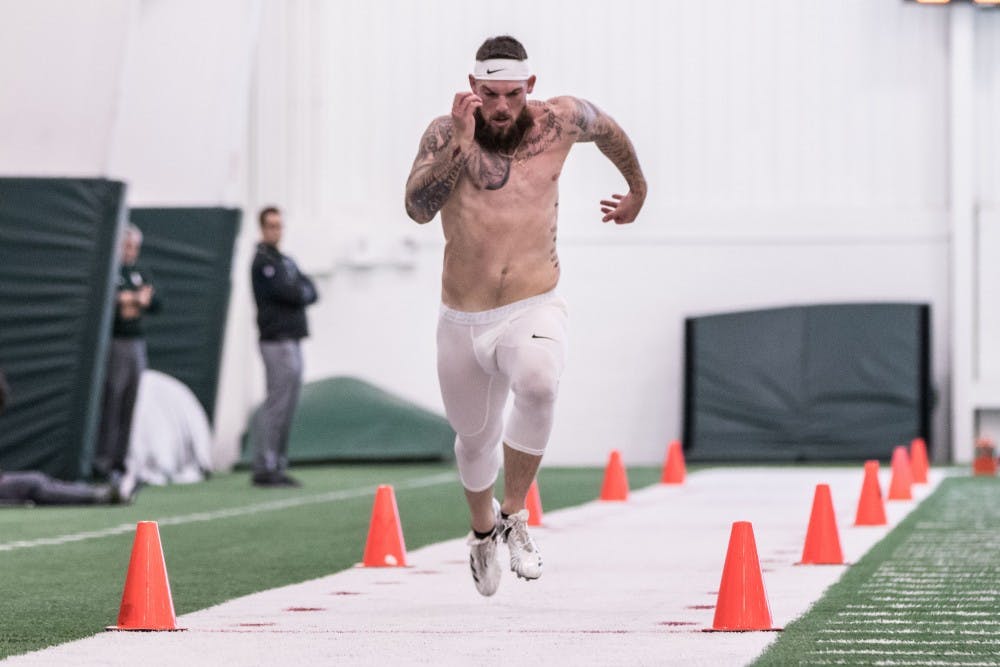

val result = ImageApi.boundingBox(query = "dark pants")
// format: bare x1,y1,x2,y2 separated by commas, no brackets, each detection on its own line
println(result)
251,340,303,474
0,472,108,505
93,338,146,477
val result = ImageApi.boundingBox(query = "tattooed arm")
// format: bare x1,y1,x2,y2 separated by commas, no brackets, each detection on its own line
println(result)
404,117,468,223
405,92,484,223
560,97,647,224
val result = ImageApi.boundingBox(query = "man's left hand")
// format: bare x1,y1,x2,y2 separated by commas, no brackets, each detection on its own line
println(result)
599,191,644,224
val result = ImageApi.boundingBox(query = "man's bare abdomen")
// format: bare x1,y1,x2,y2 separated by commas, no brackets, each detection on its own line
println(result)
440,212,560,312
439,142,567,312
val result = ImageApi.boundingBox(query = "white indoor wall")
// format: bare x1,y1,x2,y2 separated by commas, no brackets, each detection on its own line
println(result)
0,0,132,174
241,0,955,467
973,11,1000,444
107,0,262,204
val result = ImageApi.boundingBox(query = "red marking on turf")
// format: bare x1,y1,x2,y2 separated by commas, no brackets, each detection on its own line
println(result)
686,604,714,610
330,591,361,596
236,622,276,627
659,621,698,627
284,607,325,612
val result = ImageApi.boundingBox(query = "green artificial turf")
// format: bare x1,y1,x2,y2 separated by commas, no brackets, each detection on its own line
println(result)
754,476,1000,666
0,463,661,659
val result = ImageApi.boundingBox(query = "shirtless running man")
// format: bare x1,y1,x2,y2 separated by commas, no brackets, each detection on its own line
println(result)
404,35,646,597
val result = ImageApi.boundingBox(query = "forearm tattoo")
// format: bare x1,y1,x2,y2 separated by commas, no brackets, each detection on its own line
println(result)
571,98,646,194
406,118,468,220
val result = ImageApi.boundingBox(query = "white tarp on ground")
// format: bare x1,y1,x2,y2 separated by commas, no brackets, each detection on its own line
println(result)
3,467,942,666
127,370,213,485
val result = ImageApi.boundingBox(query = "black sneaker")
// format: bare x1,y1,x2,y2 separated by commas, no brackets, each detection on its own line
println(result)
252,471,300,487
277,472,302,487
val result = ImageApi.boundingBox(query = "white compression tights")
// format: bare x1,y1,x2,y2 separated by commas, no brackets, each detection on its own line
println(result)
436,291,569,492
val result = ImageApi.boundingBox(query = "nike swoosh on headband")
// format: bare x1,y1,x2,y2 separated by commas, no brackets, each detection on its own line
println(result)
486,68,504,75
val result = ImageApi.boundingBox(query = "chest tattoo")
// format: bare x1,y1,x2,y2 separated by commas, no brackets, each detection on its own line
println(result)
473,152,512,190
465,107,566,191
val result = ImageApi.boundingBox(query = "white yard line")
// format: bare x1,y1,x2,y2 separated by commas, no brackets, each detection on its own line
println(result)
0,473,456,553
2,467,943,667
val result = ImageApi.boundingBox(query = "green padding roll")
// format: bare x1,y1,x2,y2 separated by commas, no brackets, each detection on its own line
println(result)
243,376,455,463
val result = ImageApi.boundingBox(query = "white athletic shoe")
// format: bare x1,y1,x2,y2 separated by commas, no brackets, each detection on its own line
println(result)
501,509,542,580
467,499,502,597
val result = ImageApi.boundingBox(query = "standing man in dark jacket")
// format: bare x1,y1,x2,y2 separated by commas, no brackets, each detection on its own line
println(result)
93,223,161,483
250,206,318,487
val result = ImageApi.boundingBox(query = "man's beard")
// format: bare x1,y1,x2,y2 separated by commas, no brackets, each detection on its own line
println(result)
474,107,534,155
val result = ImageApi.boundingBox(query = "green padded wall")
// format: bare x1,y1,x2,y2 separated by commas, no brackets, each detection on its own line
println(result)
683,303,932,462
0,178,125,479
128,208,241,421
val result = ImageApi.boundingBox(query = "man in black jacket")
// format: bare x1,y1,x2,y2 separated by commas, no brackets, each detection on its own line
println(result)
250,206,318,487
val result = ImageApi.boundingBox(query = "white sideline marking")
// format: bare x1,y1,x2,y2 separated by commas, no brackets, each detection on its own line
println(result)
0,472,456,553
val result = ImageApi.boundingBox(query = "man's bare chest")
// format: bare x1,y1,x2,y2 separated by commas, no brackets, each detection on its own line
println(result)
463,110,572,192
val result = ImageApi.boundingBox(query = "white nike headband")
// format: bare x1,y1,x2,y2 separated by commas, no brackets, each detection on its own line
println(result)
472,58,532,81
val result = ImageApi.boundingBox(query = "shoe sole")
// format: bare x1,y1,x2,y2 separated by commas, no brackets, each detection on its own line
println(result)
512,568,542,581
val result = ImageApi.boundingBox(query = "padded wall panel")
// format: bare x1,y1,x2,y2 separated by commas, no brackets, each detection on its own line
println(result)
128,208,241,421
683,303,932,462
0,178,125,479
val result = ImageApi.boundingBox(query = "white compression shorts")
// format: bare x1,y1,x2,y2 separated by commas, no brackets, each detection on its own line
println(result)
437,290,569,492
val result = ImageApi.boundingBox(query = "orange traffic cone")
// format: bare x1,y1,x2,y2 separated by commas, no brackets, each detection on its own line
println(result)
799,484,844,565
599,450,629,501
909,438,929,484
109,521,182,631
887,446,913,501
854,460,887,526
710,522,778,631
362,485,408,567
525,480,544,527
661,440,686,485
973,437,998,476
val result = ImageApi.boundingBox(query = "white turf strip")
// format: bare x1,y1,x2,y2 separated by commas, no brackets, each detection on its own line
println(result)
3,467,942,667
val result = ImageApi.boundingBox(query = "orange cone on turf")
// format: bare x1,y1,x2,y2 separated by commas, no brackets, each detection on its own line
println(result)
973,437,998,476
661,440,686,485
110,521,181,631
799,484,844,565
525,480,544,526
711,521,777,631
599,450,629,501
887,446,913,500
854,460,887,526
362,485,408,567
910,438,929,484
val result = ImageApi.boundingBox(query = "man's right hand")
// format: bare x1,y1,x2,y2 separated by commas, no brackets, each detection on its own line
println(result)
451,92,482,150
137,285,154,308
